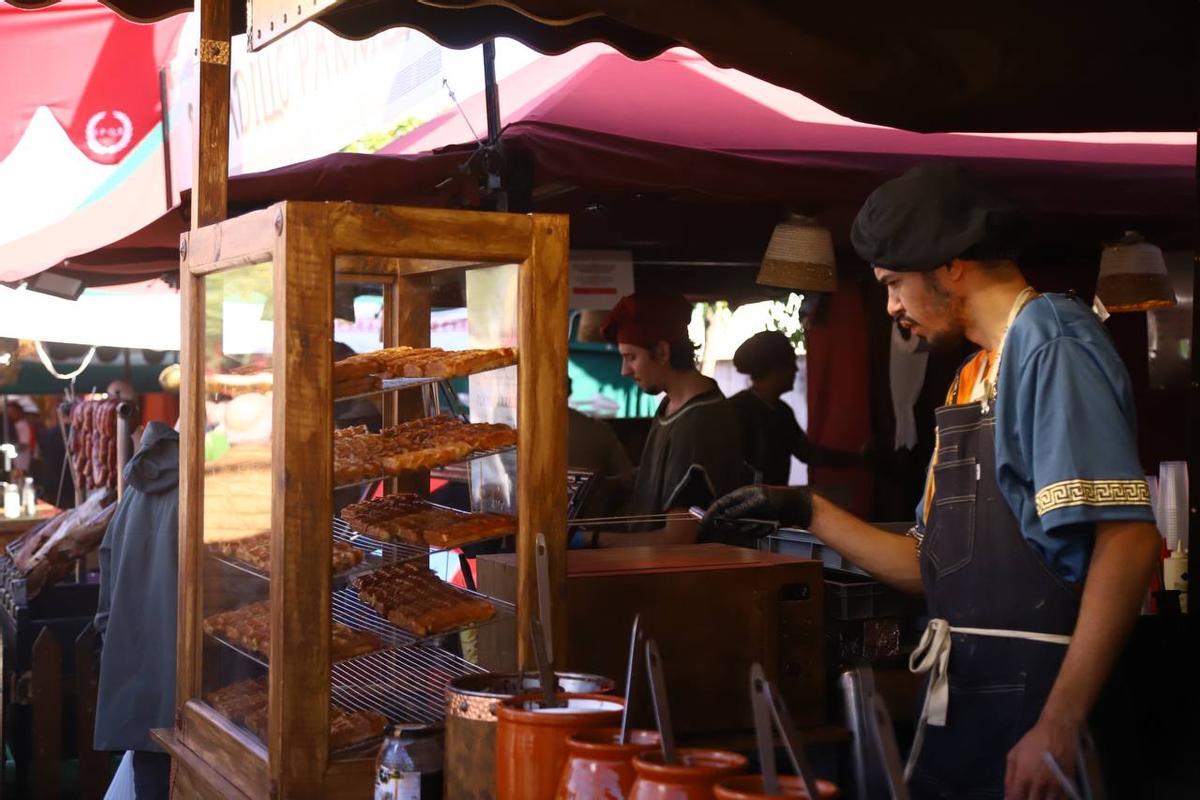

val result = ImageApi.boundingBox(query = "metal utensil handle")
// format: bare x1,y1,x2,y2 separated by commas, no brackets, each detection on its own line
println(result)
869,684,910,800
750,664,779,794
535,532,554,663
619,614,643,745
529,617,558,709
645,638,677,765
765,678,822,800
438,378,470,423
1042,753,1084,800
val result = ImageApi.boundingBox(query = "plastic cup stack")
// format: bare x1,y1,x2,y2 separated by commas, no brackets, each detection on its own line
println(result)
1157,461,1188,551
1146,475,1160,526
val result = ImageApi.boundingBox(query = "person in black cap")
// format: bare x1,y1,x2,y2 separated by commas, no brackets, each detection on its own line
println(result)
729,330,866,484
706,163,1160,799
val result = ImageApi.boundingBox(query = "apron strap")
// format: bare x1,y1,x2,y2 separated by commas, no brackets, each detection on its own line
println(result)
904,618,1072,782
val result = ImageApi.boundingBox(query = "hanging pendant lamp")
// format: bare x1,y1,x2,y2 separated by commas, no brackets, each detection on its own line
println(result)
756,214,837,292
1095,231,1176,312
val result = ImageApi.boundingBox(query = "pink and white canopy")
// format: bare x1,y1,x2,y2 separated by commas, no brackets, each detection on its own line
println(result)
0,1,184,282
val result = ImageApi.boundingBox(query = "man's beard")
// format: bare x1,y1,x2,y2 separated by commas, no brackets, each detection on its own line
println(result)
915,273,968,350
641,383,664,396
920,322,968,351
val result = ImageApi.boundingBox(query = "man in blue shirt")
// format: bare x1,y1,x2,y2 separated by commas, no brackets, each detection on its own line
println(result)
706,163,1160,800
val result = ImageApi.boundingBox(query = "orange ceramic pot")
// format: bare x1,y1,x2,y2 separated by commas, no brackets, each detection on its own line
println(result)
629,749,748,800
713,775,840,799
556,728,661,800
496,693,624,800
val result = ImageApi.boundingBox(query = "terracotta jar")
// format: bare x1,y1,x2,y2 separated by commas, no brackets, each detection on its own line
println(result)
629,749,748,800
714,775,840,799
496,693,624,800
556,728,661,799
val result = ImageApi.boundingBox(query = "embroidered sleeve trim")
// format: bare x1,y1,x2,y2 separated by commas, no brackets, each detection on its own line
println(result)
1035,478,1151,517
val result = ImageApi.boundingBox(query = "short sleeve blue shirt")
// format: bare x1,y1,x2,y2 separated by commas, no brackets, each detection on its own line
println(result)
918,293,1154,583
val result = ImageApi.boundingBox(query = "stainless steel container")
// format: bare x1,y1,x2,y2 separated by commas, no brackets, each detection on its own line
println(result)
444,672,615,800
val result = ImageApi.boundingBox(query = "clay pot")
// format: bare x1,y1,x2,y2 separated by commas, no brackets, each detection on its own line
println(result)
714,775,840,799
446,673,615,800
496,693,624,800
629,749,748,800
556,728,661,799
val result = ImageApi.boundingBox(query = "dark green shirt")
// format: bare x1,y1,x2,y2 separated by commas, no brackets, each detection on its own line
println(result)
730,389,808,485
625,385,745,527
731,388,862,485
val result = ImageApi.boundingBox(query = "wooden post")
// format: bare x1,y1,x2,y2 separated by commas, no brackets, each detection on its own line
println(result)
516,214,570,668
75,625,110,800
270,203,333,797
31,629,62,800
177,0,229,728
176,260,205,708
192,0,231,228
392,275,433,495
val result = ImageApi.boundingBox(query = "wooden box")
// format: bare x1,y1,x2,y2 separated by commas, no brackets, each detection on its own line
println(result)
477,543,826,734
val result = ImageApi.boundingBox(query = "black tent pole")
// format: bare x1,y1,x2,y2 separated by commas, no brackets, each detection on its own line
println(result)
482,39,507,211
1189,131,1198,630
483,40,502,148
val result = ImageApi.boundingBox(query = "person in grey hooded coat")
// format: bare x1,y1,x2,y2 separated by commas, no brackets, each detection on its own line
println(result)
94,421,178,799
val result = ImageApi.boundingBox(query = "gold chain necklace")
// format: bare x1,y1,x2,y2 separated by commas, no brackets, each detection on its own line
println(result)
981,286,1039,415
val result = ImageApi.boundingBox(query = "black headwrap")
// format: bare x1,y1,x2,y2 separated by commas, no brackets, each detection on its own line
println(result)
733,331,795,378
851,162,1025,271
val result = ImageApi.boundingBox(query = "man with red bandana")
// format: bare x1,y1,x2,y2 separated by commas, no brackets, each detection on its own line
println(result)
581,292,745,547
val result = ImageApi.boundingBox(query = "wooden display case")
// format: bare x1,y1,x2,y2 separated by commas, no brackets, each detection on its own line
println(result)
153,202,569,799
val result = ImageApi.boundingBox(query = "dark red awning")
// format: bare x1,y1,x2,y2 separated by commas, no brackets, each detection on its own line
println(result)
3,0,1195,133
5,42,1192,287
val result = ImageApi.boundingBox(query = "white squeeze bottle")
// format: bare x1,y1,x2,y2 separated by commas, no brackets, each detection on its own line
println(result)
22,477,36,516
1163,544,1188,613
3,483,19,519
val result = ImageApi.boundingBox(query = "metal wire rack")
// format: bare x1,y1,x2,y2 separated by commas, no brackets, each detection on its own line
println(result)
206,545,374,587
204,645,482,756
204,632,270,668
331,645,486,725
204,582,511,667
330,585,513,650
333,363,515,404
333,444,517,492
332,517,429,565
332,514,516,567
334,375,445,403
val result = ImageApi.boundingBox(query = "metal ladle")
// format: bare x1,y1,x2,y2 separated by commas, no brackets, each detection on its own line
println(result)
750,663,820,800
645,638,678,765
529,617,559,709
535,532,553,663
618,613,643,745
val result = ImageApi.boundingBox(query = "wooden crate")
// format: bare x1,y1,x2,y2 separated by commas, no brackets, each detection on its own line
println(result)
478,543,826,733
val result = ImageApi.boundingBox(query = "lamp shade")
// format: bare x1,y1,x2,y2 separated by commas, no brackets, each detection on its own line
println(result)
1096,231,1176,312
757,215,837,292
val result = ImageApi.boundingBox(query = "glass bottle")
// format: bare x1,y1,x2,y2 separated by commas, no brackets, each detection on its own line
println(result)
374,724,444,800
